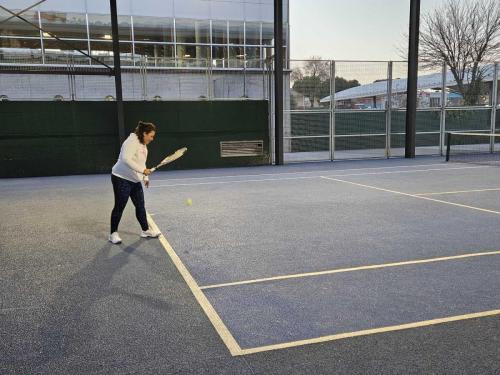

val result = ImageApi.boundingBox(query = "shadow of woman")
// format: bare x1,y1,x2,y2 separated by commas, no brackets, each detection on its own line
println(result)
36,240,171,370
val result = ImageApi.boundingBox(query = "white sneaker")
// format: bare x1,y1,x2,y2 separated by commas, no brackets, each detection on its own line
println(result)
109,232,122,244
140,228,161,238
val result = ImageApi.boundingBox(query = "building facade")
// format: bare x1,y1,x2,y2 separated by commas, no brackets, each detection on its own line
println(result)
0,0,289,69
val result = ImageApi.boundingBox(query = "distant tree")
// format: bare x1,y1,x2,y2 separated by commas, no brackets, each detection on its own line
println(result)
418,0,500,105
291,57,360,107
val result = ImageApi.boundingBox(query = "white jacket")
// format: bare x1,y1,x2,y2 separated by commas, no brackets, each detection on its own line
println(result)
112,133,148,183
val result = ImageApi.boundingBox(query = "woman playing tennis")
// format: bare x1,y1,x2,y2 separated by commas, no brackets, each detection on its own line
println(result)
109,121,160,244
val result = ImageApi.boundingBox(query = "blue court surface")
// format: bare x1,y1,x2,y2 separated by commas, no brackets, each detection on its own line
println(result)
145,158,500,356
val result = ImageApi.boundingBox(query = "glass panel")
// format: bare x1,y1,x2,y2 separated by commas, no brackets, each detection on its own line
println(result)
40,11,88,39
133,16,173,43
175,19,195,44
212,46,227,67
262,23,273,46
134,43,174,65
228,21,244,44
90,41,133,65
88,14,132,41
195,20,210,44
212,21,227,44
0,10,39,37
88,14,110,40
245,47,261,68
229,46,244,68
176,44,209,64
43,39,90,64
245,22,260,45
0,38,42,64
174,19,209,44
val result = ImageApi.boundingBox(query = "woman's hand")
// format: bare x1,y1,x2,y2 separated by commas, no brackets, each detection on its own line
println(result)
143,168,152,176
144,179,150,188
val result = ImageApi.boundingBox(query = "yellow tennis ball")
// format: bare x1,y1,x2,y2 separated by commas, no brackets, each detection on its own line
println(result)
186,198,193,206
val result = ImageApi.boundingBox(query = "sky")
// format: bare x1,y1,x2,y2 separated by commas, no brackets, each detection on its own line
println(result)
289,0,441,61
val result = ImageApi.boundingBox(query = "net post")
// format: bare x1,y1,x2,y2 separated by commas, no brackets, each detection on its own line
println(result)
440,61,447,156
445,132,451,162
490,62,498,153
386,61,393,158
329,60,336,161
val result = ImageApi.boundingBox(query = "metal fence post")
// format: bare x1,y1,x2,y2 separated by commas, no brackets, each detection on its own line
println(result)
490,62,498,152
440,61,447,155
329,60,336,161
386,61,393,158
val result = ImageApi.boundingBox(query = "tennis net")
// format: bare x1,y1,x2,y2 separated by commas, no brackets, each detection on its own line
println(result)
446,132,500,165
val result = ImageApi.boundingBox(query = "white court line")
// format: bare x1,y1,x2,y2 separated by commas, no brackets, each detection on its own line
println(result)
151,162,448,183
239,310,500,355
321,176,500,216
146,213,243,356
415,188,500,196
149,165,487,188
200,251,500,290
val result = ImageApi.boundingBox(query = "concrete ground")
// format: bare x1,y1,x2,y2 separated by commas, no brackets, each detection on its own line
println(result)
1,156,499,374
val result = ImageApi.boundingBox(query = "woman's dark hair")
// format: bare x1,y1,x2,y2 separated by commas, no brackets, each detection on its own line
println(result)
135,121,156,144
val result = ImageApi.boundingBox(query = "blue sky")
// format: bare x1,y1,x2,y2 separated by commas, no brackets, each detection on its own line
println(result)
290,0,440,61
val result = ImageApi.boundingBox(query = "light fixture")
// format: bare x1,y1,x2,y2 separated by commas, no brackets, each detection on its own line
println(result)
103,34,112,40
42,32,51,37
184,54,191,58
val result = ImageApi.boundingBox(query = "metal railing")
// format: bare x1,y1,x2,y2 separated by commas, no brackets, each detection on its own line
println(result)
0,56,272,101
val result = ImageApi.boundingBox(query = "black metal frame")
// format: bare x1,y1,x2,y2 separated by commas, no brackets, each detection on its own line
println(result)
405,0,421,158
274,0,284,165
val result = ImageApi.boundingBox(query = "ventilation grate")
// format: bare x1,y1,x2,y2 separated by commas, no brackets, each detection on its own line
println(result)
220,140,264,157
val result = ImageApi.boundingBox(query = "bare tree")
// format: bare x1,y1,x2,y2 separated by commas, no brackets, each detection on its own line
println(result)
419,0,500,105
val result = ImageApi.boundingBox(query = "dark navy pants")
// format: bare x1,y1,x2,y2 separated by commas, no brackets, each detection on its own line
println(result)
110,174,149,234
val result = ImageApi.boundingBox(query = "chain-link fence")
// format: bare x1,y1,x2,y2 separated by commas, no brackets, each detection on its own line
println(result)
1,57,499,164
280,59,500,163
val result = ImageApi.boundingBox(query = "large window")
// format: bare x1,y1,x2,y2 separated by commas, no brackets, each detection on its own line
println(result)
135,43,174,66
43,39,89,64
176,19,209,44
212,21,227,44
212,45,227,67
177,45,209,61
229,46,244,68
88,14,132,41
245,22,261,45
133,16,173,43
40,11,88,39
0,38,42,63
90,41,133,65
246,47,261,68
262,23,274,46
0,10,40,37
228,21,244,45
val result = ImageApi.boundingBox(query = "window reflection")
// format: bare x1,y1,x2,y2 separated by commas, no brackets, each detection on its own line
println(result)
212,21,227,44
40,11,88,39
133,16,173,43
229,21,244,45
0,10,39,37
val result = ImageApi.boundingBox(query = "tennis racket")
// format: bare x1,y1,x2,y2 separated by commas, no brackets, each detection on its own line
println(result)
150,147,187,172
